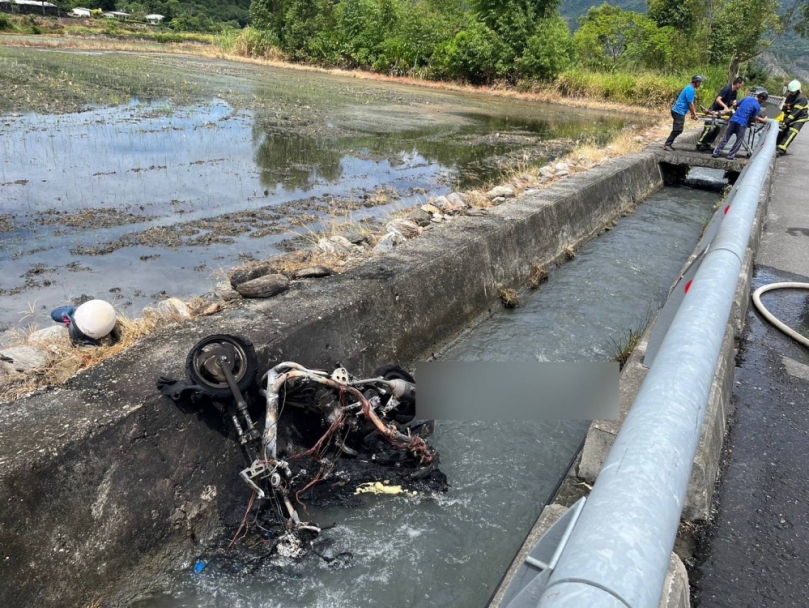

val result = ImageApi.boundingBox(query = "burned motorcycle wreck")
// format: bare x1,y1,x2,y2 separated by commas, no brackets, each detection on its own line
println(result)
159,334,446,562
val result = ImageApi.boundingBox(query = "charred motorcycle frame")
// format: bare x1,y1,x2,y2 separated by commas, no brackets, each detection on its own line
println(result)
183,334,438,552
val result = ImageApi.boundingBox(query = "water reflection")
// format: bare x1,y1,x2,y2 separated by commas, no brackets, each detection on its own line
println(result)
249,108,627,194
252,129,344,191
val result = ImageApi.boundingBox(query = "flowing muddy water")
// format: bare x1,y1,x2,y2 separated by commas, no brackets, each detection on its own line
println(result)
135,182,720,608
0,46,631,330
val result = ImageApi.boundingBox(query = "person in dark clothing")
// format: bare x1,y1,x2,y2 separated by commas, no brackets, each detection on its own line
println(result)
696,77,745,151
777,80,808,155
713,91,769,160
664,75,706,151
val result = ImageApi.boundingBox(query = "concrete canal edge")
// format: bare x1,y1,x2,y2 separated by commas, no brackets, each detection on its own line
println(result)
0,151,665,608
490,154,775,608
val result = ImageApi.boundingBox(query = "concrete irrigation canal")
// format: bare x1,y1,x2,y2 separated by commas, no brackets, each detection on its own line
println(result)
3,46,790,608
133,178,721,608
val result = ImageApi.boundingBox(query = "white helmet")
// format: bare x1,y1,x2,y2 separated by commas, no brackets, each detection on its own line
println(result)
788,80,801,93
73,300,117,339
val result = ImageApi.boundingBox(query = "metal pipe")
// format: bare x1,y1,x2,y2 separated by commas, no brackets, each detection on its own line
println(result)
537,121,778,608
262,362,312,459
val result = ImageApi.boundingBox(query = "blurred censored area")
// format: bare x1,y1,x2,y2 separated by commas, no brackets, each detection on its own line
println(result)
416,362,619,421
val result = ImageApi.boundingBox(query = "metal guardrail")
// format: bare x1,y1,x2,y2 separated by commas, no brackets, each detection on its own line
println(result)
502,121,779,608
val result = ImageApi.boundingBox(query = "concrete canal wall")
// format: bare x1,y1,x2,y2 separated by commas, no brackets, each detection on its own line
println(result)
0,150,667,608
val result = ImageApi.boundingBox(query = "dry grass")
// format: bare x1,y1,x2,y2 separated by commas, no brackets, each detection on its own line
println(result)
463,190,494,209
0,302,195,403
498,288,520,309
480,120,671,204
528,264,549,290
607,308,654,370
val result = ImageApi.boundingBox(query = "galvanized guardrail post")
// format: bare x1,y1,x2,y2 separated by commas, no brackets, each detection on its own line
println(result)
532,121,778,608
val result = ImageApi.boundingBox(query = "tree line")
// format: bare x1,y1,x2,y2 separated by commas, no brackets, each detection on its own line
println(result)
244,0,809,84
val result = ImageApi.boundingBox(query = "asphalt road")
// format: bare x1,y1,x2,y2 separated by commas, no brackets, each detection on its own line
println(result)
692,132,809,606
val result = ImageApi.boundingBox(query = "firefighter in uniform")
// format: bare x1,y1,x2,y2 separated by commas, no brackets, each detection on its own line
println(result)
778,80,808,155
696,77,745,151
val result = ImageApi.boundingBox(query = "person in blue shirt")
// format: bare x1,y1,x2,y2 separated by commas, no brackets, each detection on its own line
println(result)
696,77,745,151
712,90,769,160
664,75,707,151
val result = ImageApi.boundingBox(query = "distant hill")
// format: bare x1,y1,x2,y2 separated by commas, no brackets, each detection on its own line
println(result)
560,0,648,28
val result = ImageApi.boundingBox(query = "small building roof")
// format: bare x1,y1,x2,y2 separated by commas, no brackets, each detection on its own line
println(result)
103,11,130,16
10,0,57,6
145,14,164,19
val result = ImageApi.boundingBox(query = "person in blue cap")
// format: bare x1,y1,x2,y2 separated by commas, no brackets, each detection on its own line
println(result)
664,75,707,151
712,90,769,160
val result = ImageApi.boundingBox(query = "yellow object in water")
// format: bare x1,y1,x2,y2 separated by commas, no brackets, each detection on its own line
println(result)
354,481,412,496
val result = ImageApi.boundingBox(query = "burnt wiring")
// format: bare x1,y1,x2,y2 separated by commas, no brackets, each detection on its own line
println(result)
177,336,441,558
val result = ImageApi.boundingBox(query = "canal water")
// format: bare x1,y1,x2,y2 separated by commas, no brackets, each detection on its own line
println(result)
0,47,629,330
134,182,720,608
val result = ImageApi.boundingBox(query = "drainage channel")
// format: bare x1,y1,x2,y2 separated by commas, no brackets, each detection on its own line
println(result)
135,180,721,608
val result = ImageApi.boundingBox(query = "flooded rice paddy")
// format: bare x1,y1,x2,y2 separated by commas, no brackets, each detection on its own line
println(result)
0,47,631,330
135,181,720,608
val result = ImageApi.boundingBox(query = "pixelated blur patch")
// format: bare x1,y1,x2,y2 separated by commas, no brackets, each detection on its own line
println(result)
415,362,619,421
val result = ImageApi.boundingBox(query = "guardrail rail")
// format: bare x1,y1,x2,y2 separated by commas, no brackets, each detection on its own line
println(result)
501,121,779,608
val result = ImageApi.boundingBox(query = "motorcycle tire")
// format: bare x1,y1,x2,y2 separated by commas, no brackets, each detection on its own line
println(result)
186,334,258,399
372,364,415,384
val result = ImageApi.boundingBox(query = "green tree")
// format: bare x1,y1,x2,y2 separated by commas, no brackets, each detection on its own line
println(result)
574,3,683,71
433,20,506,83
709,0,783,79
373,3,457,74
472,0,561,60
251,0,287,38
647,0,704,33
515,14,575,79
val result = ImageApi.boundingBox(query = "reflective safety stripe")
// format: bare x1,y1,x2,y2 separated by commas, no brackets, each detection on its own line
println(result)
697,123,715,144
779,130,800,150
788,108,809,122
778,115,806,151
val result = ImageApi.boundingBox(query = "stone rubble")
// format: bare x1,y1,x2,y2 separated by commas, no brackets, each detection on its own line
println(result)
235,274,290,299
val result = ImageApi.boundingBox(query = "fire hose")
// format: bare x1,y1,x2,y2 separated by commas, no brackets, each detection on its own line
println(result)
752,283,809,348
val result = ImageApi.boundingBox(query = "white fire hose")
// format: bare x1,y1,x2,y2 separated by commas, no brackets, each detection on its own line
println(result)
752,282,809,348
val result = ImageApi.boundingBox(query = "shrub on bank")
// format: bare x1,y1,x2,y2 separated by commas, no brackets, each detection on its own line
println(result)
554,66,727,107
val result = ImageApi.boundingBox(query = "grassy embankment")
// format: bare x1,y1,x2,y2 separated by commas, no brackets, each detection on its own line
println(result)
215,27,733,109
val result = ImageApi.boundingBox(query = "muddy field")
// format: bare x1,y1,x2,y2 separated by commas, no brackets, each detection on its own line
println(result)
0,46,632,330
